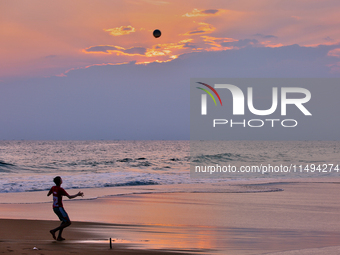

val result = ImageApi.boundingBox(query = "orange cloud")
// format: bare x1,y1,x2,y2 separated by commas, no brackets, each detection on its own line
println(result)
183,22,215,35
327,62,340,73
57,62,130,77
145,39,196,57
201,36,262,51
83,45,146,56
104,25,136,36
182,8,224,17
262,43,284,48
328,48,340,58
201,36,237,49
83,39,196,59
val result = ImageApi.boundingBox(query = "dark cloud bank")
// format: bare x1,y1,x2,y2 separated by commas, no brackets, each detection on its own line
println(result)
1,44,340,140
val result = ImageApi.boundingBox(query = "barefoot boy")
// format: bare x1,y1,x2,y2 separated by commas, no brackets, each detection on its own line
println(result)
47,176,83,241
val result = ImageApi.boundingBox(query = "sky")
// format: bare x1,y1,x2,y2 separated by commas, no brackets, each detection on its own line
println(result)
1,0,340,140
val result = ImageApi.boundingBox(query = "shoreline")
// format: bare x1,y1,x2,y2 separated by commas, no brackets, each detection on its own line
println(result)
0,177,336,205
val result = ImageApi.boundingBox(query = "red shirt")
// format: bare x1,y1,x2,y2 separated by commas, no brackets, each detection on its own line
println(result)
49,186,69,208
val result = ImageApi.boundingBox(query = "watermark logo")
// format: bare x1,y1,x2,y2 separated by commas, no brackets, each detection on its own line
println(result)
198,83,312,116
194,80,312,129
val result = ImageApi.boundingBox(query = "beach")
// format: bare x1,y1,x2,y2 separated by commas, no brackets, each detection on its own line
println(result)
1,181,340,254
2,0,340,253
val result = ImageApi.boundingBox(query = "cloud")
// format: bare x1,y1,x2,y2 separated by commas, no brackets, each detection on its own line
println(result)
143,39,194,58
124,47,147,55
328,48,340,58
201,36,238,49
82,35,261,68
253,33,278,39
182,42,198,49
84,45,146,55
82,39,195,65
183,22,215,35
104,25,136,36
84,46,120,53
201,9,219,15
324,36,334,42
220,39,259,48
182,8,223,17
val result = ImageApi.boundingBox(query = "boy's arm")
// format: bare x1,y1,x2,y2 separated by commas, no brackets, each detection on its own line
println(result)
47,189,53,196
66,191,84,199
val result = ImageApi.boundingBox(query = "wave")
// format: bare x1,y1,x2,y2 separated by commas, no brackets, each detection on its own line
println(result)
130,161,152,167
66,160,116,167
104,180,158,187
0,160,15,167
117,158,133,162
0,160,15,173
192,153,248,164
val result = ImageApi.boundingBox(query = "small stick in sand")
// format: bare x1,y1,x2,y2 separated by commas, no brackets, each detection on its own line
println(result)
110,238,112,249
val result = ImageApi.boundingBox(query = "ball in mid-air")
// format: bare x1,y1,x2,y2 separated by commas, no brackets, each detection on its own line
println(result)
153,29,161,38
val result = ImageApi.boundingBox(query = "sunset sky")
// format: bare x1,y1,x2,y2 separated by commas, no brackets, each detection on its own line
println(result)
1,0,340,80
1,0,340,139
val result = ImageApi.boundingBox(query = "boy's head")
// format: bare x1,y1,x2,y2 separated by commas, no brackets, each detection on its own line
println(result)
53,176,62,186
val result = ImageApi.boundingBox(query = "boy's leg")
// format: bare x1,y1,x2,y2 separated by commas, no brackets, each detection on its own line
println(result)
50,229,56,240
50,221,71,240
50,207,71,241
57,221,71,240
58,223,65,241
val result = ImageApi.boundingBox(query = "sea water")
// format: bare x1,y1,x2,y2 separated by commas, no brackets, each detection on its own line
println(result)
0,140,339,194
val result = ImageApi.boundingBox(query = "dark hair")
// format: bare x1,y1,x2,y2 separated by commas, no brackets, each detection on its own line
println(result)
53,176,62,186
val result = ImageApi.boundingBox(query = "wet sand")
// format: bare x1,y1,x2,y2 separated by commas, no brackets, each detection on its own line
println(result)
0,219,192,255
0,181,339,254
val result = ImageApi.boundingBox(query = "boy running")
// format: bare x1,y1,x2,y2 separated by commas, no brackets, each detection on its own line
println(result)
47,176,84,241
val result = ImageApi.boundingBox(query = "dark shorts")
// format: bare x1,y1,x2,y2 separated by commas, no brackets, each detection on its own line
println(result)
53,207,70,223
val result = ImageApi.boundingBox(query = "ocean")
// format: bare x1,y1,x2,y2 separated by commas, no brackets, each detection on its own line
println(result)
1,140,339,194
